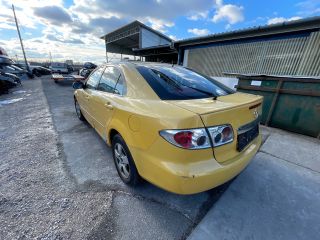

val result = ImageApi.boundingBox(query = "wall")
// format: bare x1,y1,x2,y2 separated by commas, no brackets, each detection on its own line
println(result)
185,31,320,78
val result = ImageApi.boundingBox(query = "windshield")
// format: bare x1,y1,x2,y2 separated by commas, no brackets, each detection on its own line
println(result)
136,65,234,100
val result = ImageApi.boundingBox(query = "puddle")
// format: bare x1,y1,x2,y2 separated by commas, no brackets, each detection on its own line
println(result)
0,98,24,106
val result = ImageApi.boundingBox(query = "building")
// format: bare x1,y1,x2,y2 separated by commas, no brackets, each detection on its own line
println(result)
100,21,177,63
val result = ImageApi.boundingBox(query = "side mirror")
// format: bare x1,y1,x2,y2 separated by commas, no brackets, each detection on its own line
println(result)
73,81,84,89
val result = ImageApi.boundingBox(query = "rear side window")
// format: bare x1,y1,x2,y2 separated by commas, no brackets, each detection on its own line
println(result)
86,66,105,89
137,65,234,100
97,66,126,95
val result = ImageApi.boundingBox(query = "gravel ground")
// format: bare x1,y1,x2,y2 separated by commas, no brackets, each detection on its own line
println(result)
0,80,113,239
0,78,227,239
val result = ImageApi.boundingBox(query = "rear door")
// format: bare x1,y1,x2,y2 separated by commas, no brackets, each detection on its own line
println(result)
90,66,126,139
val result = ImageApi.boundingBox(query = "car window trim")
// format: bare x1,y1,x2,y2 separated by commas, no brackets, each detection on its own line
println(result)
84,65,106,90
96,65,127,96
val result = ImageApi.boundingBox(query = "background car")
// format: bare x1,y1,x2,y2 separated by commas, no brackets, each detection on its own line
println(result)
32,66,52,76
50,62,69,74
0,71,20,94
0,55,14,65
78,62,97,79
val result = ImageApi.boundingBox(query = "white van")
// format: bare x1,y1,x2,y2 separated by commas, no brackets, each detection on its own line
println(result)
50,62,69,74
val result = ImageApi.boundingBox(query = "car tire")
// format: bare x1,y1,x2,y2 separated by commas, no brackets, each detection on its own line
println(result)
74,98,85,121
112,134,140,186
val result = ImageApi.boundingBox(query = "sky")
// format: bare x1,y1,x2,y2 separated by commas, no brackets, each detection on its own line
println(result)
0,0,319,63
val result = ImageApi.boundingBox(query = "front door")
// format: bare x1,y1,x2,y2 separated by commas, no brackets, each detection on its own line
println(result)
79,66,105,127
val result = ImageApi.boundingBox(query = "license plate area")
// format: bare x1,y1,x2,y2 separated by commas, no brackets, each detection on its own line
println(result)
237,123,259,152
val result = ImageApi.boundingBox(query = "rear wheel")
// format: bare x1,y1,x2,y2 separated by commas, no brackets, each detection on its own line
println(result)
74,98,85,121
112,134,140,186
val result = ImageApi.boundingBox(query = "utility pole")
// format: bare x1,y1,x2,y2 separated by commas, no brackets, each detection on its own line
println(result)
49,51,52,63
12,4,30,73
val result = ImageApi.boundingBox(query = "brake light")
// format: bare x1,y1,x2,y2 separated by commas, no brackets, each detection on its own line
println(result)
160,124,234,149
208,125,234,147
159,129,210,149
173,131,193,148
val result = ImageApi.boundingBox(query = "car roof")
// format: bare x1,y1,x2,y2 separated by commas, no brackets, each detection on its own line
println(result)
104,61,177,69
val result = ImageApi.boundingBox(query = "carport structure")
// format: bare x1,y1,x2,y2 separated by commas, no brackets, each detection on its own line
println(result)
100,20,178,63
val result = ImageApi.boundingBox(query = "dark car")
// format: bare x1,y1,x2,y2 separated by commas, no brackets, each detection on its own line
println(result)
67,65,74,73
11,63,34,79
0,71,20,94
79,62,97,79
33,66,52,76
0,55,14,65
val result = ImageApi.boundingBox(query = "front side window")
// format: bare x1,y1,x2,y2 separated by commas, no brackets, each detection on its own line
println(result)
97,66,126,95
86,66,105,89
137,65,235,100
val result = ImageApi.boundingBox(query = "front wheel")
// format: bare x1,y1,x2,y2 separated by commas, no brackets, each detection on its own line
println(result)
74,98,85,121
112,134,140,186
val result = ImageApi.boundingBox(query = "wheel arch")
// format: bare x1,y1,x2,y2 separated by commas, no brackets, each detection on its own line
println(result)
106,118,134,148
108,128,119,145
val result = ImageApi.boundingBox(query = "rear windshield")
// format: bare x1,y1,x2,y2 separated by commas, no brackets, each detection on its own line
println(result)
136,65,234,100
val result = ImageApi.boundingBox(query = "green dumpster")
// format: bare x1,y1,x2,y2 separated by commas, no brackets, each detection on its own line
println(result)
234,74,320,138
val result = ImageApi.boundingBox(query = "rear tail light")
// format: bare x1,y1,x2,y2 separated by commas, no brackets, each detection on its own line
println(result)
159,129,210,149
160,124,234,149
208,125,233,147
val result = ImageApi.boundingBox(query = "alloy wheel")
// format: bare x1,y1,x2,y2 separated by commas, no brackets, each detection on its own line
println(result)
114,143,130,179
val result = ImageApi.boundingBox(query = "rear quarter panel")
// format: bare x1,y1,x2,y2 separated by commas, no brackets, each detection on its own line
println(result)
106,98,204,150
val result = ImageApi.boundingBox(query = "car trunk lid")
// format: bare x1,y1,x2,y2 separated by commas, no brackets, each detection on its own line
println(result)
168,92,263,163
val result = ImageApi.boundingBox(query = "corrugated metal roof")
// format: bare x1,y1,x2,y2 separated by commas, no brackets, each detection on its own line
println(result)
100,20,172,42
176,16,320,47
186,30,320,77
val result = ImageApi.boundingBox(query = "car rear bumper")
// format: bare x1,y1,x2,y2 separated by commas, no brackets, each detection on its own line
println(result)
131,135,261,195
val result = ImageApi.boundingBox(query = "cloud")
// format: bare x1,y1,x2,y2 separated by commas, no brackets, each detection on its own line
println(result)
169,35,178,41
83,0,213,21
33,6,72,25
88,17,128,35
0,22,16,30
188,28,210,36
0,4,38,29
46,33,84,44
143,17,174,33
70,0,213,34
212,0,244,25
296,0,320,15
267,16,302,25
187,11,208,21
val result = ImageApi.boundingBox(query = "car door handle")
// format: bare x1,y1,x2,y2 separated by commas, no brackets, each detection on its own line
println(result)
84,95,90,100
104,102,113,110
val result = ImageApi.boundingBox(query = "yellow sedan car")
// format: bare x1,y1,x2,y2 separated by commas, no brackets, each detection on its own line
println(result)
73,62,263,194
